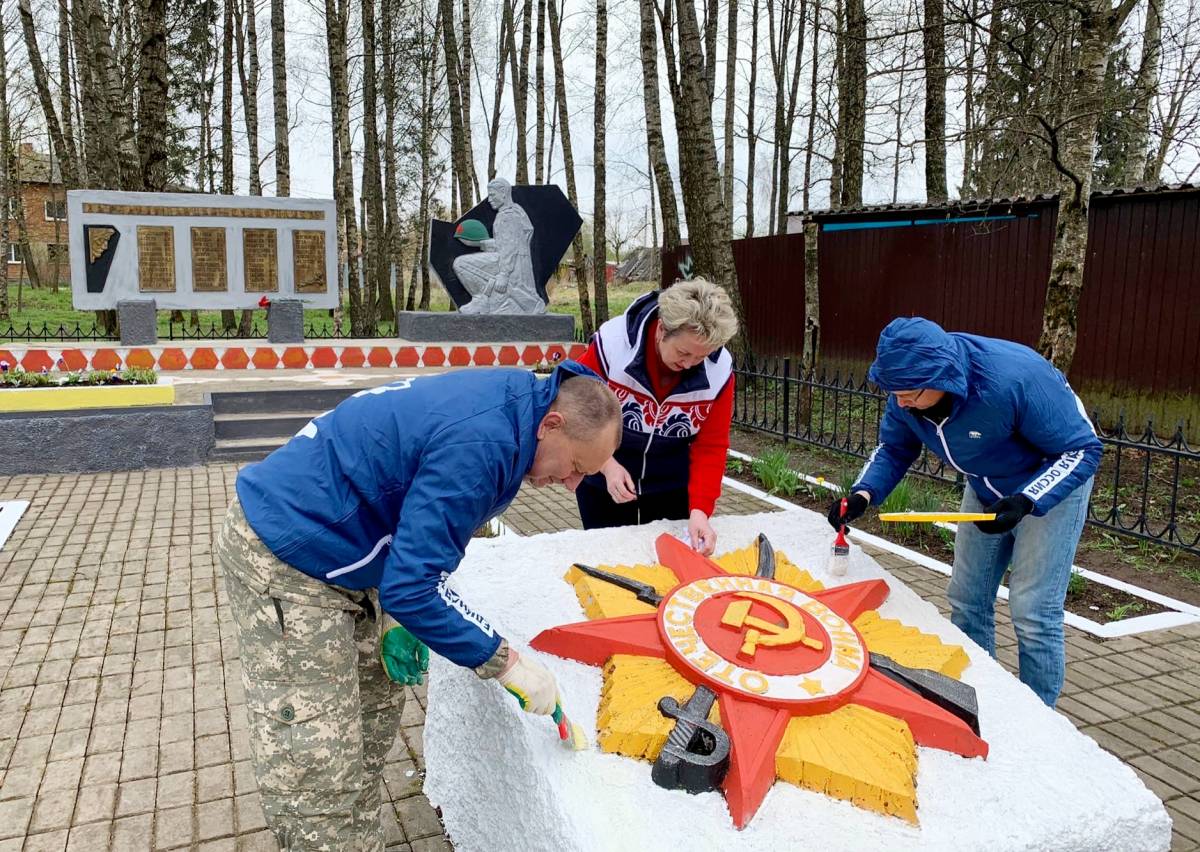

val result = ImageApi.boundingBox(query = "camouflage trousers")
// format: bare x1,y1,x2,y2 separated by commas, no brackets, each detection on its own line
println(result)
217,499,406,852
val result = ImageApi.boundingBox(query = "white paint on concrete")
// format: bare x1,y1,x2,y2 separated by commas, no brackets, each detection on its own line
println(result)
0,500,29,551
424,512,1172,852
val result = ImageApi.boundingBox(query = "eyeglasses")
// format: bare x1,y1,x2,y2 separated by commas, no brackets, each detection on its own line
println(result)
892,389,928,404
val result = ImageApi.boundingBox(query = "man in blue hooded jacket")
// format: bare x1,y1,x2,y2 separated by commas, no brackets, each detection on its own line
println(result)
215,362,620,850
826,317,1101,707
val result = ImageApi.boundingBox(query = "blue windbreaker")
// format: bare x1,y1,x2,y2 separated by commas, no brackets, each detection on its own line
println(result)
235,362,597,669
855,318,1102,515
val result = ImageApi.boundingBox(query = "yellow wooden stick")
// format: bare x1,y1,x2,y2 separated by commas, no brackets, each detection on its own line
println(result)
877,512,997,523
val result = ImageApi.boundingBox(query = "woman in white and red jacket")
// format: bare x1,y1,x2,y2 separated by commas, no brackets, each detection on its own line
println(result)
575,279,739,555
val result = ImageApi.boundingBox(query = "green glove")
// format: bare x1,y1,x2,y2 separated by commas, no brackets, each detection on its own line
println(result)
380,616,430,686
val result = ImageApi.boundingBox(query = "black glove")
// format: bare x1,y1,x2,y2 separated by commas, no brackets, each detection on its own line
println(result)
975,494,1035,534
827,492,869,531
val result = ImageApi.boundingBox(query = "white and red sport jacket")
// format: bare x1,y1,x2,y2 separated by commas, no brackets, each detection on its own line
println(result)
576,291,735,516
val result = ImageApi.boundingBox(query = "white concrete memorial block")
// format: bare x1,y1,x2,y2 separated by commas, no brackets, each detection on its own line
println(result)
67,189,338,310
424,511,1171,852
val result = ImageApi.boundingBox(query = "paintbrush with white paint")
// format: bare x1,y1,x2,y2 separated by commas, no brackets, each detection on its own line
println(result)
826,497,851,577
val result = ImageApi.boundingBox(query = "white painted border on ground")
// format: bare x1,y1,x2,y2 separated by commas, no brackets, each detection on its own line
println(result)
720,464,1200,639
0,500,30,551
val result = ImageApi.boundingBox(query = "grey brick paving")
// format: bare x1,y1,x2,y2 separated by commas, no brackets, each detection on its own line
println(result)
1,466,1198,850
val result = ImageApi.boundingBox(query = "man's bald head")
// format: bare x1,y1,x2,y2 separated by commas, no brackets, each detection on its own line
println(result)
526,376,622,490
550,375,622,448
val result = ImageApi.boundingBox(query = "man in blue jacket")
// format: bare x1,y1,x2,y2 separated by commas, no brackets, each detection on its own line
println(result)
216,362,620,851
826,318,1101,707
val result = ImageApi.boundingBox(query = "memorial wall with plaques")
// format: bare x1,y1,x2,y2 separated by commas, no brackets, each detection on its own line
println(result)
67,190,338,310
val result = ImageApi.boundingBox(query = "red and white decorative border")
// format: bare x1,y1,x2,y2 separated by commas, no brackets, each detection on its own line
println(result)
0,342,589,373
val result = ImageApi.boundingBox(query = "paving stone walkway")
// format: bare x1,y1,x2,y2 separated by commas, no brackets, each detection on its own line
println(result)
1,465,1198,850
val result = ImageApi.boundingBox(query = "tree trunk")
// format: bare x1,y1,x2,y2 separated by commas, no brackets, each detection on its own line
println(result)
593,0,609,324
363,0,388,326
547,0,592,335
57,0,80,176
667,0,743,347
438,0,474,213
778,0,806,233
382,0,400,322
801,219,820,373
460,0,480,199
892,35,907,204
722,0,737,231
487,1,513,181
234,0,262,195
801,0,820,209
765,1,782,234
973,0,1005,195
135,0,170,192
1037,3,1130,371
222,0,234,193
1128,0,1160,183
85,0,133,187
0,20,10,319
227,0,246,333
514,0,533,183
270,0,290,194
829,0,843,206
534,0,546,183
961,0,977,194
922,0,947,202
639,0,681,249
838,0,866,206
418,2,442,311
744,0,758,236
17,0,79,187
703,0,718,105
326,0,364,334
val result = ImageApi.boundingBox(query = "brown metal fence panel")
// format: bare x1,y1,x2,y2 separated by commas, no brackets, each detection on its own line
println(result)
814,203,1057,363
659,188,1200,400
1074,193,1200,395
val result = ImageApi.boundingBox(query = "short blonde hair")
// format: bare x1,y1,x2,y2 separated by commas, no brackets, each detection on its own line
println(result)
658,278,739,349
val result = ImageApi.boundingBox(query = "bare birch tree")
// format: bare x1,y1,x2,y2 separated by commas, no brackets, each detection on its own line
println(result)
640,0,680,249
547,0,592,335
270,0,289,193
594,0,609,324
744,0,759,234
923,0,947,200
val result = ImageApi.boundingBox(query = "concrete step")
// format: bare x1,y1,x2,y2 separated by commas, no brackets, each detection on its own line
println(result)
213,410,317,440
209,387,358,416
209,435,288,463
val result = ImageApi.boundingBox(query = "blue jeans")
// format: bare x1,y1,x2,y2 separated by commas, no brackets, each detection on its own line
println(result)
948,478,1093,707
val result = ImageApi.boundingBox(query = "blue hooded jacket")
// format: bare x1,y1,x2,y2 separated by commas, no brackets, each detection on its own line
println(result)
235,362,598,669
855,318,1102,515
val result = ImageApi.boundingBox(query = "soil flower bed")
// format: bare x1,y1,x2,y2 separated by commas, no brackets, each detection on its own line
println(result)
0,362,158,389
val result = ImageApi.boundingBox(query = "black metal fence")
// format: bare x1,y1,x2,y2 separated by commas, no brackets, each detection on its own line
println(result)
0,318,404,342
732,357,1200,557
0,320,119,341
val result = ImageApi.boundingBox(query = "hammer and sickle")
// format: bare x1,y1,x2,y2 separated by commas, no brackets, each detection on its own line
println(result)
719,592,824,658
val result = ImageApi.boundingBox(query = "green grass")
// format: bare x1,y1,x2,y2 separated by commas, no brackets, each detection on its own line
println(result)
1067,570,1088,597
1106,601,1145,620
751,449,801,497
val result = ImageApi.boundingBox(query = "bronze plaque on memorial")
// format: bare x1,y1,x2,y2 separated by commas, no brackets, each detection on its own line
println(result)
293,230,327,294
243,228,279,292
191,227,228,292
137,225,176,292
